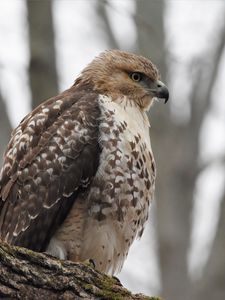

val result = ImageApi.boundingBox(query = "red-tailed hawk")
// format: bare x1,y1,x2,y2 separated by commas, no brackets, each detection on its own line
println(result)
0,50,168,275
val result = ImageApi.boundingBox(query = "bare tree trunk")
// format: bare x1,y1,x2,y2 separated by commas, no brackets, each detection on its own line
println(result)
188,19,225,300
0,241,160,300
135,2,193,299
0,92,12,165
136,2,225,300
26,0,58,108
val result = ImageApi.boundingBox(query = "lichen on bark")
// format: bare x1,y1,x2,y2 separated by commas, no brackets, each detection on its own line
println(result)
0,241,162,300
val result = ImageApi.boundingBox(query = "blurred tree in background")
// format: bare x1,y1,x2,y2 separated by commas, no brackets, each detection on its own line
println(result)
0,92,11,166
27,0,58,108
0,1,225,300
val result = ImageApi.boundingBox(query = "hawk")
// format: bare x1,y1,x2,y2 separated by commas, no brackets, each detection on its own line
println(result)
0,50,169,275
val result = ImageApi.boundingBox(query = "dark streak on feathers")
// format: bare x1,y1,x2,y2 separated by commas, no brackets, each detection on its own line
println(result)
0,83,101,251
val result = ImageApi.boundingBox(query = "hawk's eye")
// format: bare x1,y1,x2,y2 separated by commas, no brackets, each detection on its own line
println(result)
130,72,143,82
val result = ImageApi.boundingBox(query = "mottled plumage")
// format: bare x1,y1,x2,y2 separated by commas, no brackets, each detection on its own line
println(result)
0,50,169,275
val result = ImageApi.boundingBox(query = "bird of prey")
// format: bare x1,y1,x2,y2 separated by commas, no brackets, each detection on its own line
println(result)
0,50,169,275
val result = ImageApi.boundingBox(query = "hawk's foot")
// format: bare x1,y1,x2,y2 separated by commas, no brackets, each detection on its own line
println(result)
84,258,96,269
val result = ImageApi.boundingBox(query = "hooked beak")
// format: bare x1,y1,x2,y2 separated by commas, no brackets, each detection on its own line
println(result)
148,80,169,103
155,80,169,103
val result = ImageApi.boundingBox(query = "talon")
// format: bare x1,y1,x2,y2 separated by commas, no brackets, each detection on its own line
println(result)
112,276,121,284
83,258,96,269
89,258,96,269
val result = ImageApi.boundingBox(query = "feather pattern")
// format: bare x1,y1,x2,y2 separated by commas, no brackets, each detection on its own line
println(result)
0,50,168,275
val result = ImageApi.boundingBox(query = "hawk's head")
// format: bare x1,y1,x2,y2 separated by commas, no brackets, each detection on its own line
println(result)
75,50,169,111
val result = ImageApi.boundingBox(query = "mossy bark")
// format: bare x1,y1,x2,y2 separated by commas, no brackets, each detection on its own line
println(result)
0,241,161,300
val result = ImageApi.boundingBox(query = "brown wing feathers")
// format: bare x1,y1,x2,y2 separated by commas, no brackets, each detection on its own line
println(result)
0,87,101,251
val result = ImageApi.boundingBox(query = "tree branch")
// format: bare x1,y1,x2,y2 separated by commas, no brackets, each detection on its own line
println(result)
96,0,120,50
197,155,225,175
190,16,225,132
0,241,160,300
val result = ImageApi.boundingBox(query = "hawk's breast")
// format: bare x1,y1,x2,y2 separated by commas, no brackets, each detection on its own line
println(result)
49,94,156,275
81,95,156,274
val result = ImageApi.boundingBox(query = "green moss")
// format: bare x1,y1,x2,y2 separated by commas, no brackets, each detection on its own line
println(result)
82,273,164,300
96,275,164,300
95,275,131,300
